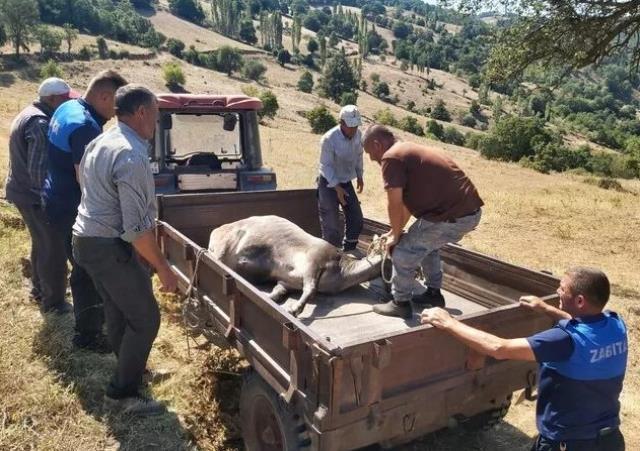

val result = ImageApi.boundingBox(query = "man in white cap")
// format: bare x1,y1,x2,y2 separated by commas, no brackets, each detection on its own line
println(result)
4,77,76,312
317,104,364,252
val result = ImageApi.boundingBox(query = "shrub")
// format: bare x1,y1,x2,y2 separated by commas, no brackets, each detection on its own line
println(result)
163,62,186,89
216,46,244,75
431,99,451,122
373,108,398,127
583,176,626,192
78,46,92,60
340,92,358,107
239,19,257,44
406,100,416,112
399,116,424,136
40,59,63,79
277,48,291,66
442,126,465,146
96,37,109,59
166,38,185,58
242,60,267,81
478,116,551,162
460,114,476,128
241,85,259,97
425,120,444,140
258,90,279,120
370,72,380,83
372,81,390,99
306,105,337,134
465,132,482,150
297,71,314,93
307,38,319,54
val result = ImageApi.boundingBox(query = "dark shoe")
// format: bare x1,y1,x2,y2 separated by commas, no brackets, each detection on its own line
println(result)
373,300,412,318
104,394,166,416
42,301,73,315
412,287,445,308
73,333,112,354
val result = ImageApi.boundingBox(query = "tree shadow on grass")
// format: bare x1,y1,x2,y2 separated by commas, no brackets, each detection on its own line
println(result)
33,312,196,451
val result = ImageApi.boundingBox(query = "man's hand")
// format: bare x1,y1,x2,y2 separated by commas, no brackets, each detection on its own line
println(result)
356,177,364,193
383,233,399,254
158,266,178,293
420,307,455,330
519,295,546,313
335,185,348,205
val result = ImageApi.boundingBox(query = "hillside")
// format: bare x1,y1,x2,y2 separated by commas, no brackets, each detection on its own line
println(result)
1,2,639,451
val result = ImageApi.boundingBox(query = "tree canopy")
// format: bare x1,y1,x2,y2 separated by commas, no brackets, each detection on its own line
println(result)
455,0,640,80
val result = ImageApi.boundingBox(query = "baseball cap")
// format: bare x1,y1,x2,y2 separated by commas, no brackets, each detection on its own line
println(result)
38,77,79,98
339,104,362,128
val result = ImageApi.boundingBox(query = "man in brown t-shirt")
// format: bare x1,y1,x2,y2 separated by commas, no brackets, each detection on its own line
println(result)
363,125,484,318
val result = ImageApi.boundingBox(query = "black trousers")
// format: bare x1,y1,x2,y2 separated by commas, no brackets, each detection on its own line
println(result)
14,202,48,303
317,176,363,250
72,236,160,398
531,428,625,451
40,210,104,335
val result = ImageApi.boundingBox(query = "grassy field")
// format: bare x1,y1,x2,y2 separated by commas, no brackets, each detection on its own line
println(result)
1,12,639,450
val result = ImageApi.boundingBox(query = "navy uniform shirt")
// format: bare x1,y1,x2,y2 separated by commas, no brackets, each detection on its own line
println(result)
42,98,107,222
527,311,627,441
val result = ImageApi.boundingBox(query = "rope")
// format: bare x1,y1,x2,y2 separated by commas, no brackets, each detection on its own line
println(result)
367,234,393,284
182,247,208,359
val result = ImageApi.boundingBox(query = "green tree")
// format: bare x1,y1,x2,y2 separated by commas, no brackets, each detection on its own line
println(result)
306,105,337,134
62,23,78,58
0,24,6,47
373,108,398,127
307,38,319,54
478,116,552,162
242,59,267,81
392,21,411,39
163,62,186,90
372,81,390,99
297,70,314,93
442,126,465,146
258,90,279,119
239,19,257,44
169,0,204,24
340,92,358,107
216,46,243,75
426,119,444,140
0,0,39,58
211,0,242,36
317,52,359,103
431,99,451,122
40,59,63,78
399,116,424,136
276,48,290,66
166,38,185,58
35,26,63,57
96,37,109,59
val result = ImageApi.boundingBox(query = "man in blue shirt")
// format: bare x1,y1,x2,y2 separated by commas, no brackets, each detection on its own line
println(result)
421,267,626,451
40,70,128,353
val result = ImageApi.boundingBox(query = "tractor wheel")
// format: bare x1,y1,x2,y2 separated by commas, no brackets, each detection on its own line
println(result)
240,370,311,451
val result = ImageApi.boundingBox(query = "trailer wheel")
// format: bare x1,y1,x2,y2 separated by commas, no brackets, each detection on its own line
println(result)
459,394,512,431
240,370,311,451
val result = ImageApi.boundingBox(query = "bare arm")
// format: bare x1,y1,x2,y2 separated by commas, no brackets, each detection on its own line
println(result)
132,230,177,292
421,308,536,361
520,295,571,321
387,187,409,240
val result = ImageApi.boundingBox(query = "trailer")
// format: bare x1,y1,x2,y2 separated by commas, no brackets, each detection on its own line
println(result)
155,189,559,450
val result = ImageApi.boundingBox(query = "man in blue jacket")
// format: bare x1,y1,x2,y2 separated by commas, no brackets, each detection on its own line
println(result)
41,70,127,353
421,267,627,451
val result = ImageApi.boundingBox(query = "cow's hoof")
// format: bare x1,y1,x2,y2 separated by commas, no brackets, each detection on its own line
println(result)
287,302,304,317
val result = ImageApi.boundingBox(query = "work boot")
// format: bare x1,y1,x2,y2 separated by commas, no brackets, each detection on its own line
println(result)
104,394,166,417
412,287,446,308
73,332,112,354
373,300,412,318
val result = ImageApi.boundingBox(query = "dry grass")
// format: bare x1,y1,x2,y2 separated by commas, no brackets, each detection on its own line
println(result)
1,21,639,451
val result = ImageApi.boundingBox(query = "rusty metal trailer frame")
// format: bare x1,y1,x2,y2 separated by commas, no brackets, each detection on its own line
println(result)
156,189,559,450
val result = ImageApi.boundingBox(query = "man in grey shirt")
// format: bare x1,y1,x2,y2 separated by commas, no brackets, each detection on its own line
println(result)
4,78,75,312
317,104,364,252
72,84,177,416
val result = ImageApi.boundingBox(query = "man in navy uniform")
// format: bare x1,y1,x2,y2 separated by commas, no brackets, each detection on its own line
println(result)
41,70,127,352
422,267,627,451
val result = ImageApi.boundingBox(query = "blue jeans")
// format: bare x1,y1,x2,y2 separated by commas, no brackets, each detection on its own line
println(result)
391,210,482,303
317,176,363,250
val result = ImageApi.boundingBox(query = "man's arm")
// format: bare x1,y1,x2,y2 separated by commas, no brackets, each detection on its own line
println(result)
355,137,364,192
319,137,338,188
115,153,177,292
421,308,536,361
25,118,50,198
387,187,410,240
520,295,571,321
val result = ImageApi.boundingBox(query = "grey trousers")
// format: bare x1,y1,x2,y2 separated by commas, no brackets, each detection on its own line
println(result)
391,210,482,303
72,236,160,398
14,202,48,303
